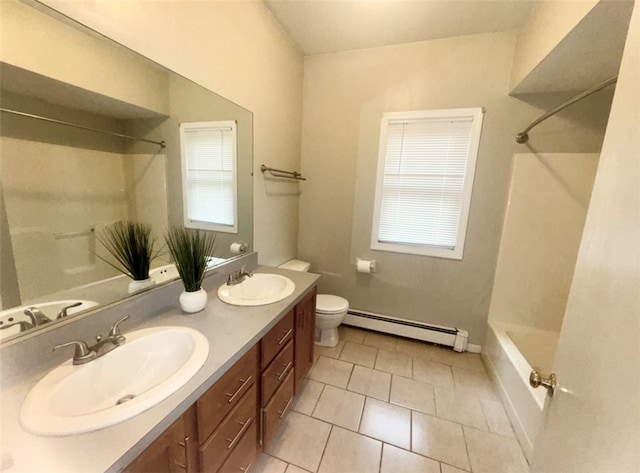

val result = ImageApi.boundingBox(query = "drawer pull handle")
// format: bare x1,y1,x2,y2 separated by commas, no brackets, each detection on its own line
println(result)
239,463,252,472
225,376,253,404
277,329,293,346
175,435,190,470
276,361,293,382
277,397,293,419
226,417,253,451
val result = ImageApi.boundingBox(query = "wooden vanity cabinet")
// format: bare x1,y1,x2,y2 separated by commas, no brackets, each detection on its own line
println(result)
124,286,318,471
197,346,259,473
294,287,317,393
123,406,198,473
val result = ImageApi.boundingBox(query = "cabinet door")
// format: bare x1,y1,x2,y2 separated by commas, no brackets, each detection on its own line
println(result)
294,287,317,393
123,406,197,473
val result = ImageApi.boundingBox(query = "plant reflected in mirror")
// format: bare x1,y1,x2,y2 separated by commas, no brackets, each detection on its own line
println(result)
96,221,162,282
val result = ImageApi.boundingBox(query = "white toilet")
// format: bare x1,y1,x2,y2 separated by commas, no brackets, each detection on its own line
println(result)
279,259,349,347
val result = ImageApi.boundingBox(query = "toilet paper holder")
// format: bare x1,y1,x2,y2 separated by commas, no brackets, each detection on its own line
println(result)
356,258,377,274
230,242,247,254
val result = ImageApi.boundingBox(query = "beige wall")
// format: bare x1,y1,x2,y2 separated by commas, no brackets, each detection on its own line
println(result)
488,153,598,333
124,153,169,243
510,0,598,90
39,0,305,267
299,31,609,344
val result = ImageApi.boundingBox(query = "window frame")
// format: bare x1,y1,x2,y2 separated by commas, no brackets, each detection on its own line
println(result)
180,120,238,234
370,107,484,260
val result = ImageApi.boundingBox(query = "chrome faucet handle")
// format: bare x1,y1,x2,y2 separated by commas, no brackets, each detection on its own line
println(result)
108,315,130,341
56,302,83,319
53,340,96,365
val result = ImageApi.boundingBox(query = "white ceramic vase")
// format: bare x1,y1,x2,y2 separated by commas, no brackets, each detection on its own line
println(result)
128,278,155,293
179,288,207,313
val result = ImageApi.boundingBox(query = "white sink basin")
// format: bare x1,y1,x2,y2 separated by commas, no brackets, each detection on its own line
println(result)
20,326,209,436
218,273,295,306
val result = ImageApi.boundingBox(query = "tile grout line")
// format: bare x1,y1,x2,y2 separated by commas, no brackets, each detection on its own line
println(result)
461,424,473,472
315,424,334,473
309,382,327,418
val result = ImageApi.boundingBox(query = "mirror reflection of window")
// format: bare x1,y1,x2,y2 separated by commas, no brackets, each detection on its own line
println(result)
180,121,238,234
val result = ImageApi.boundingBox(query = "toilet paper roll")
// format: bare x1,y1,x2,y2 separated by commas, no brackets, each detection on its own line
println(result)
356,258,376,274
230,242,247,254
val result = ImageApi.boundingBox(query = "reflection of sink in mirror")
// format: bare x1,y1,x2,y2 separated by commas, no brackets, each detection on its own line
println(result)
20,326,209,436
0,300,99,340
207,256,226,267
218,274,295,306
149,258,226,285
149,264,179,285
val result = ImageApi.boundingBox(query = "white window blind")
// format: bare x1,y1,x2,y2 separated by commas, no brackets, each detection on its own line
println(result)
371,108,483,259
180,121,238,233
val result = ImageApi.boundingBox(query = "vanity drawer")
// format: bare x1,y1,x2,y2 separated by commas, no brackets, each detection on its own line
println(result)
262,369,295,451
261,340,294,407
217,420,258,473
261,310,294,369
197,345,258,441
199,384,257,473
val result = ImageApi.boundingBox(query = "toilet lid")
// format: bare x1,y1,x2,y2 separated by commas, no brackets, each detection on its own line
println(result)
316,294,349,314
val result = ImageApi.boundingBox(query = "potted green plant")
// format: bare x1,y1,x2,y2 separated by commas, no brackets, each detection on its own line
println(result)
165,226,216,313
96,221,161,293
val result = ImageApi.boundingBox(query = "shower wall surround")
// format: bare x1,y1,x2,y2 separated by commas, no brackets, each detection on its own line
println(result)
489,152,598,333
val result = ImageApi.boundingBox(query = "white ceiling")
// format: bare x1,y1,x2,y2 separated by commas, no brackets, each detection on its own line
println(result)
264,0,536,56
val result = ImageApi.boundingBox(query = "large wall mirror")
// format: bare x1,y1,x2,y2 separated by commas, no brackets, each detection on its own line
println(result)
0,0,253,342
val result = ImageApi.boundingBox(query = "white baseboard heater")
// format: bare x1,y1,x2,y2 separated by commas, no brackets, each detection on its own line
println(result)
344,310,469,352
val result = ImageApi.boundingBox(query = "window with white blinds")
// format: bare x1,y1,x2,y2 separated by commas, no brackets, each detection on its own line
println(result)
180,120,238,233
371,108,483,259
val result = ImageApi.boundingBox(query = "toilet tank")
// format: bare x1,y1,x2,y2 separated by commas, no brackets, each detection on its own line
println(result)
278,259,311,272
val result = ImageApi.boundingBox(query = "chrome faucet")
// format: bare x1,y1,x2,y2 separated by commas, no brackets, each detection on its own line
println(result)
226,265,253,285
56,301,83,319
53,315,130,365
24,307,52,327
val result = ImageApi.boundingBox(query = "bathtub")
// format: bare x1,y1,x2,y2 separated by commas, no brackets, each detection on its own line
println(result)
482,321,559,461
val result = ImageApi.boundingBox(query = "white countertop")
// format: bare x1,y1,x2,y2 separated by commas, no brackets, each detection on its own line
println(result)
0,266,320,473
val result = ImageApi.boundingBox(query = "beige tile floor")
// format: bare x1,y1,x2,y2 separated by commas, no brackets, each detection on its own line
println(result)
255,326,529,473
